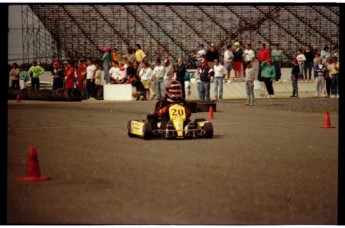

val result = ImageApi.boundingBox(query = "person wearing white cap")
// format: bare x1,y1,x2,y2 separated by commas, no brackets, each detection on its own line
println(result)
232,42,243,82
205,43,220,68
163,58,173,91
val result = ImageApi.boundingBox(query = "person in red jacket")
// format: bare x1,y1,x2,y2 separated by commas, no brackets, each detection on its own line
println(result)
77,59,87,95
257,43,271,81
63,60,75,89
154,80,191,130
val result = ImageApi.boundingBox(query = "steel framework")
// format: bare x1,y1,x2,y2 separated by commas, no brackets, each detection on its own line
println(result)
21,4,339,65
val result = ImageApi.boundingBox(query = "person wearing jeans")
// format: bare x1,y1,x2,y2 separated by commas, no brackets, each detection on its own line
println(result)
213,59,226,101
199,60,211,101
260,59,276,97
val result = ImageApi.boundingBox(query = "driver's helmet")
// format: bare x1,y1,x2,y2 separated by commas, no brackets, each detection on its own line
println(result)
166,80,182,100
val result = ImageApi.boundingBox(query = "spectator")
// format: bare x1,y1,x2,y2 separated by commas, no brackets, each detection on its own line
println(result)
111,48,121,63
134,44,146,65
212,59,226,101
130,74,147,101
109,61,120,84
133,61,140,77
296,48,306,80
194,63,202,100
304,45,314,80
290,58,300,97
51,61,64,90
194,44,206,66
223,44,234,82
271,43,283,81
244,62,255,105
139,61,152,100
18,64,29,90
325,57,333,97
232,42,243,82
28,60,45,90
332,45,339,59
163,58,173,89
77,59,87,96
314,57,327,97
205,43,220,68
199,60,211,101
243,43,255,78
116,61,127,84
126,61,136,84
313,53,320,67
94,64,102,86
184,70,191,99
86,59,96,100
329,56,339,98
9,63,20,89
257,43,271,81
174,57,187,99
125,48,135,64
321,46,331,64
102,46,111,84
63,60,75,89
152,58,165,99
260,59,276,97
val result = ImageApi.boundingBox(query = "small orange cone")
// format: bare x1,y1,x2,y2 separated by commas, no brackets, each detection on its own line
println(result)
16,94,21,102
320,112,335,128
208,106,214,119
16,145,51,182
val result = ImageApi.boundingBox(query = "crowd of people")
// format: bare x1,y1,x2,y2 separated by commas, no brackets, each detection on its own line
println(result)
9,42,340,102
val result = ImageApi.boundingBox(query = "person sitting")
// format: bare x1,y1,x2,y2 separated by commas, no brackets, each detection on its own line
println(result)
151,80,191,131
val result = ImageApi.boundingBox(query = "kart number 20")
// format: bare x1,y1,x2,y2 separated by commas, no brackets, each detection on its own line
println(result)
171,108,184,116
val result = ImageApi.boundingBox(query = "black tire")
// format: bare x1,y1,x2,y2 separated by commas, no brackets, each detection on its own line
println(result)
143,122,152,140
95,85,104,100
69,89,83,101
19,88,29,100
204,122,213,139
40,89,52,100
8,88,15,99
55,88,66,101
63,89,73,101
197,101,217,112
186,100,197,113
28,88,39,100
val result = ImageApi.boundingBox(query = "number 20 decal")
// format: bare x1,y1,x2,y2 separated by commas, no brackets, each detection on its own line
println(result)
171,108,184,116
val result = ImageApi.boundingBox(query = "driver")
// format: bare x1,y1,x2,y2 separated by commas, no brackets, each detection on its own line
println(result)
154,80,191,129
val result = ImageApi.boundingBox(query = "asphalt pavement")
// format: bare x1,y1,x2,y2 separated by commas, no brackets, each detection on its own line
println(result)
7,98,338,224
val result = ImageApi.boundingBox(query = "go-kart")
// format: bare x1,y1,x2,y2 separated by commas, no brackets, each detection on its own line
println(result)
127,103,213,140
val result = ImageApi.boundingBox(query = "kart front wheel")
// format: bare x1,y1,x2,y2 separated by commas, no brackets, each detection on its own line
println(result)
204,122,213,138
143,122,152,140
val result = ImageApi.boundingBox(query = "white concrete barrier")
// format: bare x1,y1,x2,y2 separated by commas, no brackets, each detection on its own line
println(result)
104,84,136,101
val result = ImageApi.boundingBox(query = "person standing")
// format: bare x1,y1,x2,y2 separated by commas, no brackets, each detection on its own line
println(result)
321,46,331,64
261,59,276,97
232,42,243,82
139,61,152,100
329,56,339,98
271,43,283,81
9,63,20,90
244,62,255,105
102,46,111,84
51,61,64,90
243,43,255,78
199,60,211,101
134,44,146,66
174,57,187,98
18,65,29,90
28,60,45,90
212,59,226,101
152,58,165,100
325,57,333,97
77,59,87,95
63,60,75,89
194,63,202,100
86,59,97,100
205,43,220,68
194,44,206,66
163,58,173,89
304,45,314,80
223,44,234,82
290,58,300,97
184,70,191,99
257,43,271,82
314,57,327,97
296,48,306,80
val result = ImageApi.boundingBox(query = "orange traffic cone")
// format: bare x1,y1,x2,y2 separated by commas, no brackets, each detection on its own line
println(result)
16,94,21,102
208,106,214,119
16,145,51,182
320,112,335,128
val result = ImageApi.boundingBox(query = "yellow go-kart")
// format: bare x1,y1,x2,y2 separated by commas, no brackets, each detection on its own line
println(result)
127,103,213,140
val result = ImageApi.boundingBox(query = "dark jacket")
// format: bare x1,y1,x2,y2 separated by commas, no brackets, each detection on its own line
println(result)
200,67,211,82
205,50,220,62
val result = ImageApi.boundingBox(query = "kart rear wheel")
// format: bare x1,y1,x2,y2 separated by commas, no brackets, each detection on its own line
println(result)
204,122,213,138
143,122,152,140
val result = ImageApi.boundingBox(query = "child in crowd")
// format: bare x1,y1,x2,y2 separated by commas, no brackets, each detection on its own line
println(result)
290,58,300,97
244,62,255,106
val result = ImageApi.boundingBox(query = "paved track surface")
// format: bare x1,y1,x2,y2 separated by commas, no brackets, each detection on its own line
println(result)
7,98,338,225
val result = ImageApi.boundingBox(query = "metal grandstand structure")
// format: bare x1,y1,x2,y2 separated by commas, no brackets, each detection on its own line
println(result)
21,4,339,66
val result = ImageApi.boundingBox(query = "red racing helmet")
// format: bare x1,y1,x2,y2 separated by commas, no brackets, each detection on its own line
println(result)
166,80,182,100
